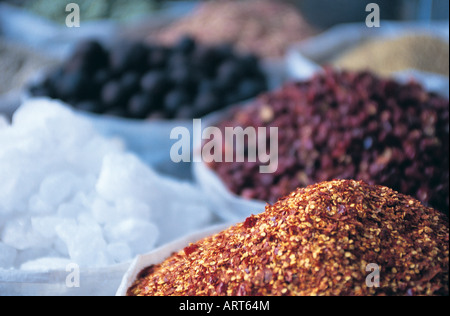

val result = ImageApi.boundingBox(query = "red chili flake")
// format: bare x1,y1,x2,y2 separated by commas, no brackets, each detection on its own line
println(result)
183,244,199,256
243,215,258,228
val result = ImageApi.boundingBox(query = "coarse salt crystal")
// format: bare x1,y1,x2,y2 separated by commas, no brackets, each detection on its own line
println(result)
0,98,213,270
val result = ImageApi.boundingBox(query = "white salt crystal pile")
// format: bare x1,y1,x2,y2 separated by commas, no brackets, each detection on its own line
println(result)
0,98,213,271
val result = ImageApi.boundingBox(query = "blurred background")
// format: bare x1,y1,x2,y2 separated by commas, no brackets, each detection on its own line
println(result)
1,0,448,119
1,0,449,25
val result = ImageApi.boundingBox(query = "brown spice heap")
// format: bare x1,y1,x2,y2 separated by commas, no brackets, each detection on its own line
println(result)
333,34,450,77
208,68,449,215
127,180,449,296
149,0,317,58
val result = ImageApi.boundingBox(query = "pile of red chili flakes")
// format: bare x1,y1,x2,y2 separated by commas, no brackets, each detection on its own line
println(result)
127,180,449,296
207,68,449,215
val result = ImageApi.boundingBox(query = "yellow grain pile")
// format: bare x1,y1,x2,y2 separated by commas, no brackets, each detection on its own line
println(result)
333,34,449,77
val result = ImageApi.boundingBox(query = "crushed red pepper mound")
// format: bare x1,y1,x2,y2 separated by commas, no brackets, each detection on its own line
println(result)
127,180,449,296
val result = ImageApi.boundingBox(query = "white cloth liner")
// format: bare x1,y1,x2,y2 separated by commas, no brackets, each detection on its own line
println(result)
115,222,232,296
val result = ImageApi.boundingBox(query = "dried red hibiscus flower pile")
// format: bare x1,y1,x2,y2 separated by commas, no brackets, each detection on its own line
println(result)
127,180,449,296
207,68,449,214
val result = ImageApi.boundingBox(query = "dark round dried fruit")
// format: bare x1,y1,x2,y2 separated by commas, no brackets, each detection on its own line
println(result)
127,93,152,119
193,91,222,117
168,66,197,90
69,39,108,73
101,80,127,108
121,72,140,95
56,71,90,100
140,71,170,95
29,37,268,119
174,35,196,55
217,59,242,89
110,41,149,74
164,89,191,118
